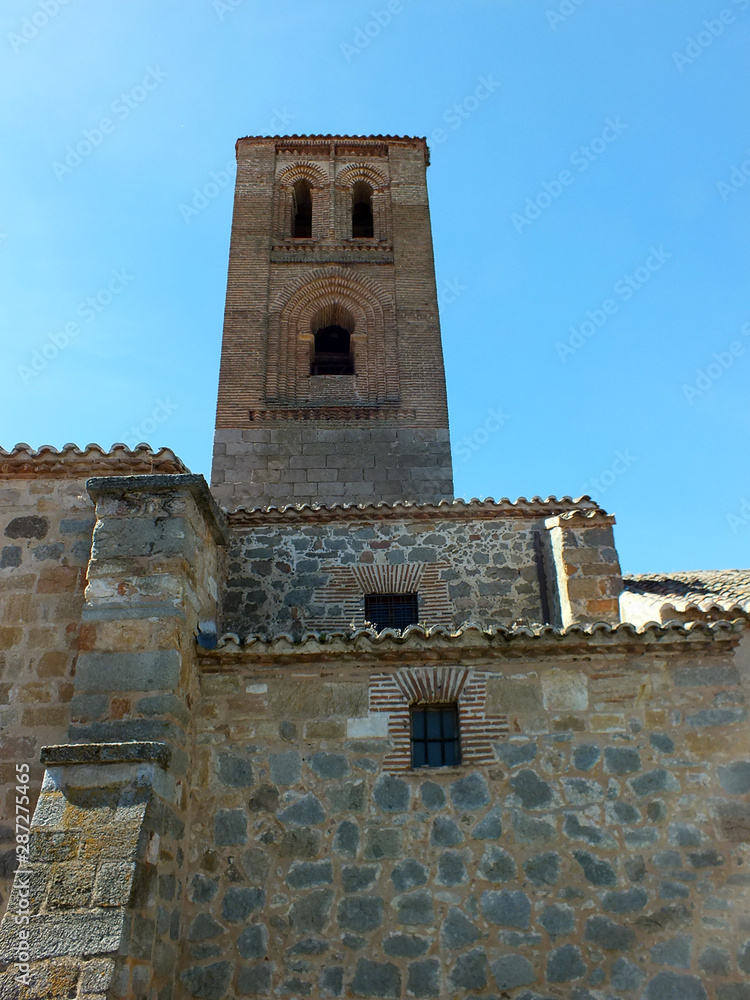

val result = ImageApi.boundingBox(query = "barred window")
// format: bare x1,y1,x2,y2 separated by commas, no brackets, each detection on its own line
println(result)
410,704,460,768
364,593,418,631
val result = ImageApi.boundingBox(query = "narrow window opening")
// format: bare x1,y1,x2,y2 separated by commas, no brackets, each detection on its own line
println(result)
292,179,312,238
352,181,374,238
410,704,461,768
364,593,419,631
310,324,353,375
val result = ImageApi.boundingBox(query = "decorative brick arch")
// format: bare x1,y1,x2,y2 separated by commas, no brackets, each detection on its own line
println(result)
265,266,399,407
336,161,391,243
274,161,331,241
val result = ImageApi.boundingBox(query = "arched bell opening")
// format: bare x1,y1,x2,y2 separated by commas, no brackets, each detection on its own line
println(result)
309,304,356,375
352,181,374,239
292,179,313,238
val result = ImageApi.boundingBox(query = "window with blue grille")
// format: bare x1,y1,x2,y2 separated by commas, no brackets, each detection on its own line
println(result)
364,593,418,631
410,704,460,768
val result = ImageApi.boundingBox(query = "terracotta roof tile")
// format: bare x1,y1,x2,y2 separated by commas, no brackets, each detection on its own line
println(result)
226,496,600,525
623,570,750,616
0,443,189,478
204,618,743,658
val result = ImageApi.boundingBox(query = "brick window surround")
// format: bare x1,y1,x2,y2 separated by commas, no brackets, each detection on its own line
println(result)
265,266,399,408
370,667,509,773
335,162,391,243
274,161,330,242
309,562,452,631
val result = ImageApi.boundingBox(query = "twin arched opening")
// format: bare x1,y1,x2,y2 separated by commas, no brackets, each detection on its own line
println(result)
289,177,376,240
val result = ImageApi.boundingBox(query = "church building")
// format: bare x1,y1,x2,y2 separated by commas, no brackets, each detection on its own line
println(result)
0,134,748,1000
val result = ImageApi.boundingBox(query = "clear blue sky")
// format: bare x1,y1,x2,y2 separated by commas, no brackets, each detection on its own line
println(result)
2,0,749,573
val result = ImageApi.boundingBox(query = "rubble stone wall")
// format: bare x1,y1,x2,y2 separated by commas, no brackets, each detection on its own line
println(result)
222,514,548,637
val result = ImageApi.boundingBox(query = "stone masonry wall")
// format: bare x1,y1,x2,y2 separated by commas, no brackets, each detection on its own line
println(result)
181,628,750,1000
222,512,548,637
212,424,453,511
0,476,93,919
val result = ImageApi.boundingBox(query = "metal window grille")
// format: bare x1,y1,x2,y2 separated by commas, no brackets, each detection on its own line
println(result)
364,593,419,631
410,704,460,768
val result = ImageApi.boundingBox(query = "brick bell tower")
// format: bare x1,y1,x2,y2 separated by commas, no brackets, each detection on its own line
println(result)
211,134,454,509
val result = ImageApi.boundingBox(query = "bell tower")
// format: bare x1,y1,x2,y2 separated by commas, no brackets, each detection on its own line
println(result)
211,134,454,509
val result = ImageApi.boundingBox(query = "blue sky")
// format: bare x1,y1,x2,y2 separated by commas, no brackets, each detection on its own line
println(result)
1,0,749,573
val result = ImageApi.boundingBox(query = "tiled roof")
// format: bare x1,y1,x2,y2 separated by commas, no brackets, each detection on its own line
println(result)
227,496,600,525
203,618,743,660
623,570,750,616
0,443,188,478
